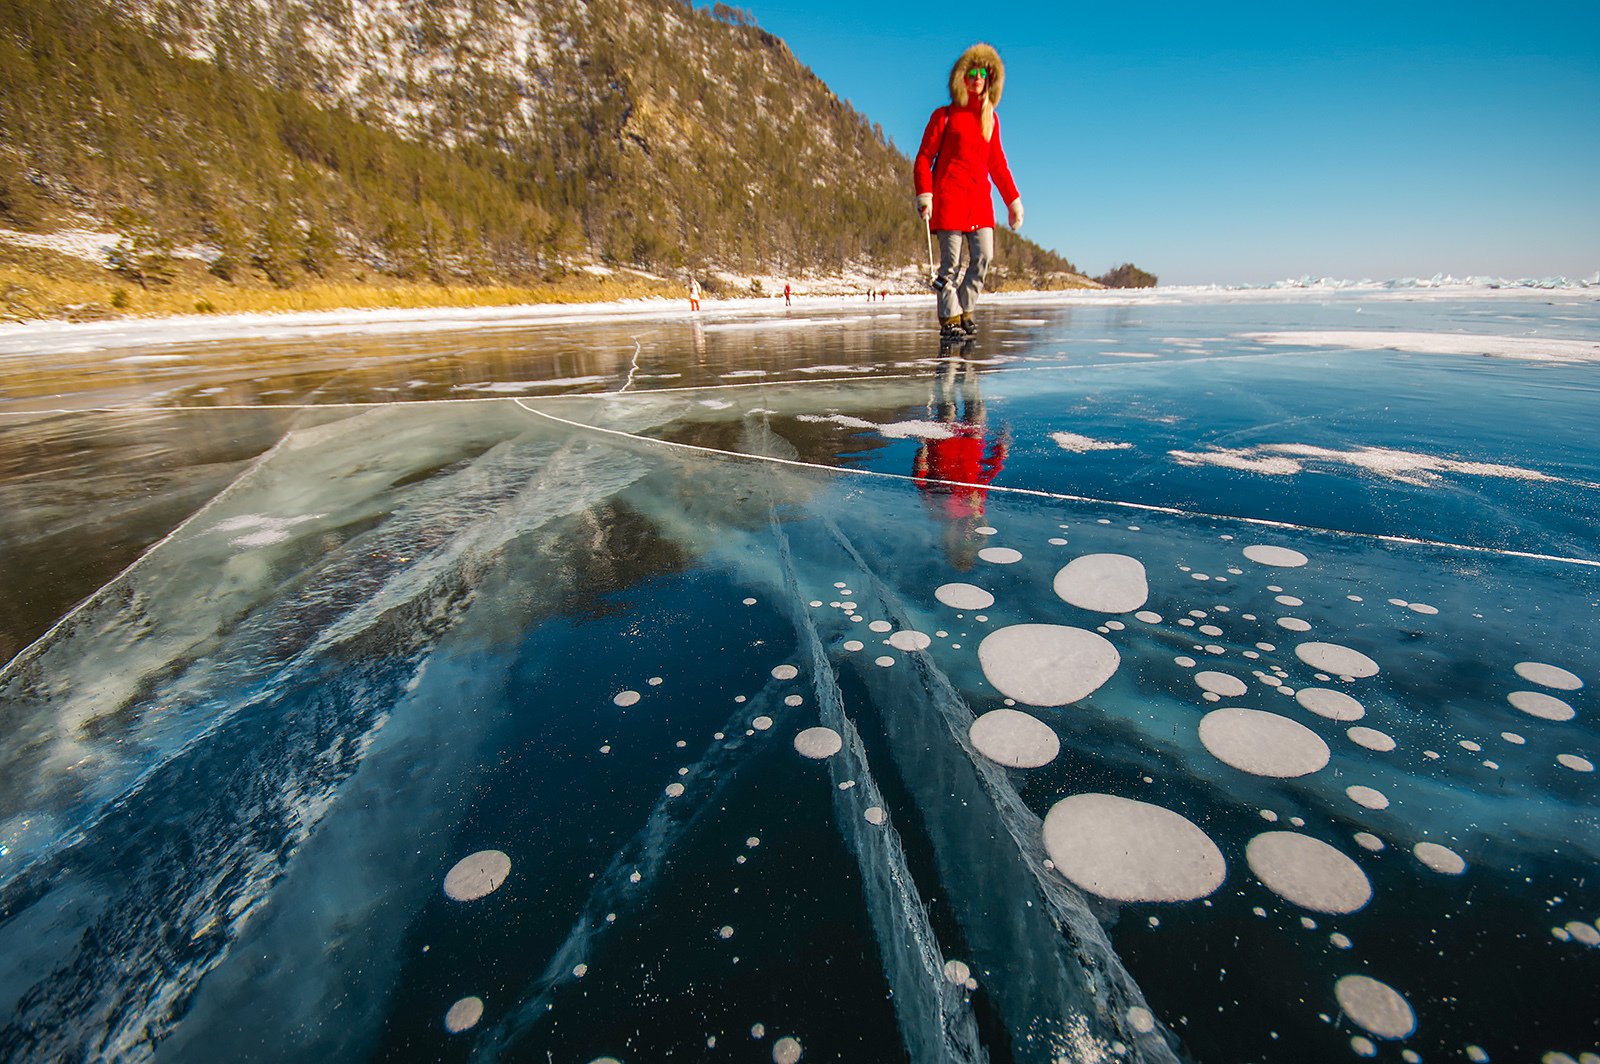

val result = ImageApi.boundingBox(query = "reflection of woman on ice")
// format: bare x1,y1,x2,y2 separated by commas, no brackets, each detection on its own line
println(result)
914,357,1010,569
914,42,1024,341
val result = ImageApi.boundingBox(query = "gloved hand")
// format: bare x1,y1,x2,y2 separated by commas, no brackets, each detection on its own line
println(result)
1007,198,1024,230
916,193,933,221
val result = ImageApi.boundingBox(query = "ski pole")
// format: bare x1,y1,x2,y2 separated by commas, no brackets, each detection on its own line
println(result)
926,220,939,290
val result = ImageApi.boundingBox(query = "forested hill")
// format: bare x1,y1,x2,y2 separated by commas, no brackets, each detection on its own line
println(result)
0,0,1090,302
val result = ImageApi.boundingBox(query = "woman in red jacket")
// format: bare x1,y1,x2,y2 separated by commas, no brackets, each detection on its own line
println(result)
914,42,1024,341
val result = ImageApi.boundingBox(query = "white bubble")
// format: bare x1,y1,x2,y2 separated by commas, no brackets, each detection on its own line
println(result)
1246,832,1372,913
979,546,1024,564
864,806,887,825
751,1023,766,1038
444,850,511,901
1557,754,1595,772
666,782,685,797
1346,786,1389,810
1260,809,1279,822
1347,727,1396,752
969,709,1062,768
747,836,761,847
1243,544,1309,567
1050,537,1069,545
794,727,842,759
1331,932,1353,949
1501,731,1527,744
1354,832,1385,852
888,630,932,652
1053,554,1149,612
1199,625,1224,637
743,597,758,605
978,624,1120,706
936,582,995,610
1352,1035,1377,1057
1175,656,1197,668
719,925,734,939
1196,671,1248,697
1414,841,1467,874
976,526,998,535
1135,611,1163,624
1466,1046,1490,1063
573,963,589,977
1566,921,1600,946
1514,661,1584,690
752,716,773,731
1126,1006,1156,1033
842,640,864,652
1459,739,1482,752
1278,617,1312,632
943,959,971,984
771,664,799,680
785,694,804,707
1408,602,1438,615
1334,974,1416,1039
867,620,892,633
614,690,641,707
810,600,823,607
1295,642,1380,678
772,1036,804,1064
1296,688,1366,721
1199,708,1330,777
874,656,896,667
1509,691,1576,721
444,996,484,1033
1275,595,1304,607
1042,793,1226,902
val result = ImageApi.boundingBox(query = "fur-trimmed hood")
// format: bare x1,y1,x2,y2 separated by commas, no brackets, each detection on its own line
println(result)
947,43,1004,138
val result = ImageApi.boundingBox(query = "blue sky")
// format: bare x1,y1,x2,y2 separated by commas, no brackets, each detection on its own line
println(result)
735,1,1600,285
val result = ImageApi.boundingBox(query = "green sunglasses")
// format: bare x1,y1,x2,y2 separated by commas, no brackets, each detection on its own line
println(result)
965,67,988,79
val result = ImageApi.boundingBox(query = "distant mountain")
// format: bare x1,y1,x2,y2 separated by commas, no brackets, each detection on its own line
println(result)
0,0,1089,295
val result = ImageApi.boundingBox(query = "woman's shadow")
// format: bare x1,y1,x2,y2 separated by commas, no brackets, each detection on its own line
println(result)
912,345,1011,571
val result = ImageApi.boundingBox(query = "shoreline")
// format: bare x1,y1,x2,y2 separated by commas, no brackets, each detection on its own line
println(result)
0,284,1595,362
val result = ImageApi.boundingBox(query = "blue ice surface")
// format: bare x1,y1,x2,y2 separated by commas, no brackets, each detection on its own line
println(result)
0,288,1596,1062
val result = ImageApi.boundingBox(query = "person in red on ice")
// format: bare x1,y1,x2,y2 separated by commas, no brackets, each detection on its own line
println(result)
784,282,792,306
914,42,1024,341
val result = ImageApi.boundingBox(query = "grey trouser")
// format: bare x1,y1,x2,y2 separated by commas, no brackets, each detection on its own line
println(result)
935,228,994,320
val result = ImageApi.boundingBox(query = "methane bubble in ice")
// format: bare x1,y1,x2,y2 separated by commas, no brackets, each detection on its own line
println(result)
1196,672,1248,698
1198,709,1330,777
772,1037,803,1064
1509,691,1576,721
1053,554,1149,612
1136,611,1163,624
943,959,971,984
752,716,773,731
1277,617,1312,632
444,850,512,902
1334,975,1417,1039
843,640,864,652
1246,832,1372,913
794,728,843,759
1348,727,1397,752
875,656,895,667
1042,793,1226,902
1127,1006,1156,1033
936,583,995,610
864,806,887,825
979,547,1023,564
969,709,1061,768
1411,841,1467,874
771,665,799,680
1296,688,1366,721
868,620,893,632
666,783,685,797
614,690,641,707
977,624,1120,706
1347,786,1390,810
1354,832,1385,852
888,630,932,652
1296,642,1379,678
1557,754,1594,772
1515,662,1583,690
1243,545,1309,567
444,996,484,1033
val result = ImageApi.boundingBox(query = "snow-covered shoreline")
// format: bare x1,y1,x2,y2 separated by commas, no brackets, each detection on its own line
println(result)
0,283,1594,361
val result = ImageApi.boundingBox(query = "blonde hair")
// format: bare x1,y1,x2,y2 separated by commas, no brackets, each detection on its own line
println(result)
947,43,1005,139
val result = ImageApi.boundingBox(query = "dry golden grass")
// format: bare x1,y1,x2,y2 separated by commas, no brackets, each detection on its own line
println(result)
0,256,684,323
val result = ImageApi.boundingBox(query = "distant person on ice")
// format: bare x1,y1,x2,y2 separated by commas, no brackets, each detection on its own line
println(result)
914,42,1024,342
688,276,702,311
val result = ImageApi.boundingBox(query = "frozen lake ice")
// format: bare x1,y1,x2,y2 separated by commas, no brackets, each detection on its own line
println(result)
0,288,1597,1062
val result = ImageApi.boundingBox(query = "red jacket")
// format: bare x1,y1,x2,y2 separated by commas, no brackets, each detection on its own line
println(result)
914,430,1009,519
913,99,1020,232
